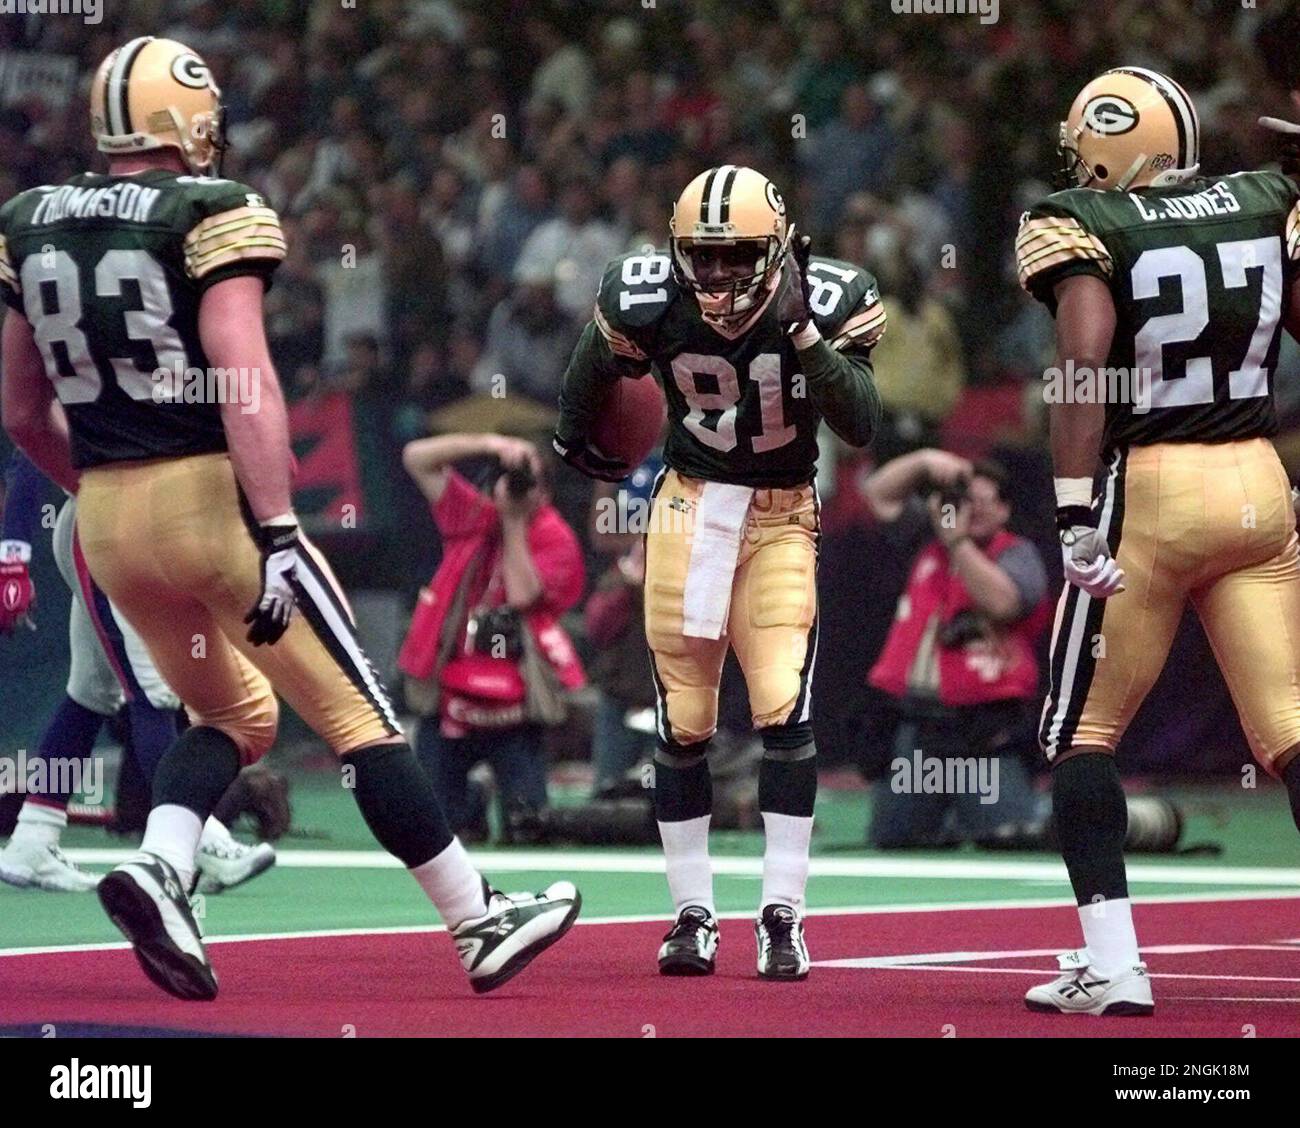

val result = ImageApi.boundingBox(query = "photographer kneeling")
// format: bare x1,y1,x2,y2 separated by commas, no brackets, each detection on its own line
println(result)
862,450,1050,847
399,433,586,843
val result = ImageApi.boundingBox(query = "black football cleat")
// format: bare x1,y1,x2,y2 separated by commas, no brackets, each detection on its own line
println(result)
756,903,810,980
657,905,720,976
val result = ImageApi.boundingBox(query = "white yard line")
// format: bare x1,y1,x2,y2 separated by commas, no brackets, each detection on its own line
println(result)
55,846,1300,888
6,888,1300,959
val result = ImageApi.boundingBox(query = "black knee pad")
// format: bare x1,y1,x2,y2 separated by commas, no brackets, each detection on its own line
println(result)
653,739,712,821
758,725,817,817
760,722,814,757
152,725,241,820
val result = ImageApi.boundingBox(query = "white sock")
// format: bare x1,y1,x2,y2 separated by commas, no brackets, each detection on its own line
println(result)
761,812,813,913
658,814,714,916
200,817,233,850
410,838,487,929
1078,897,1140,970
11,801,67,848
140,804,203,891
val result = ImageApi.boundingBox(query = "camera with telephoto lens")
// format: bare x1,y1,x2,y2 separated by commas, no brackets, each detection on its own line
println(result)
929,472,970,510
501,461,537,500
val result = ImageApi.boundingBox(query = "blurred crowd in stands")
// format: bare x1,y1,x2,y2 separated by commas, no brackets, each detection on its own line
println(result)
5,0,1298,447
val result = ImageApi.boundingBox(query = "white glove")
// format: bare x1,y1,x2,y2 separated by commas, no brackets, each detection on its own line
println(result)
245,521,302,645
1061,525,1126,599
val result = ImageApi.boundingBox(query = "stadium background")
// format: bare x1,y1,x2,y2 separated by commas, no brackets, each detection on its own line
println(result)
4,0,1300,780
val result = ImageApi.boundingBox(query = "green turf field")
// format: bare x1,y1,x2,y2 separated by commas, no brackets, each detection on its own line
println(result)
4,765,1297,953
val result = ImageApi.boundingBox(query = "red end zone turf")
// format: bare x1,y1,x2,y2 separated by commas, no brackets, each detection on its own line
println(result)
4,898,1300,1037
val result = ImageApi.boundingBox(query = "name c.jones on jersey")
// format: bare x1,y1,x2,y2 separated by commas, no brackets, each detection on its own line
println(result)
152,358,262,415
1041,360,1153,411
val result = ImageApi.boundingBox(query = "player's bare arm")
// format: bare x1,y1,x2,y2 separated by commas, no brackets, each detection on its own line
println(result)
0,310,79,494
1050,273,1115,482
200,275,302,645
1050,272,1125,598
201,276,293,522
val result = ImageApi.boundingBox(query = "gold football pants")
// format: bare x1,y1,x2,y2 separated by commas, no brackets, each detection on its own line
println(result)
75,453,401,764
644,469,819,747
1040,439,1300,774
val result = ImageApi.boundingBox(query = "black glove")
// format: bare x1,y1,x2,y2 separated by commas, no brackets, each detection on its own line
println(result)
552,433,630,483
775,230,814,337
244,521,302,646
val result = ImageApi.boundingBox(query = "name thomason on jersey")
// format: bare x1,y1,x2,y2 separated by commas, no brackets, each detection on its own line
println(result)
31,181,162,225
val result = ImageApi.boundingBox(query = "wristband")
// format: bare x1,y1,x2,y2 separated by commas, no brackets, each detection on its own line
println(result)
792,322,821,350
1055,505,1094,532
1053,476,1092,508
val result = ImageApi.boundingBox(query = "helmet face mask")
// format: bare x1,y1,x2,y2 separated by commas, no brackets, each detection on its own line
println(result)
672,235,784,325
669,165,790,336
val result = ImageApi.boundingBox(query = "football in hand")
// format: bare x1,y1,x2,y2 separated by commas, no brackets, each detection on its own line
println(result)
590,373,666,474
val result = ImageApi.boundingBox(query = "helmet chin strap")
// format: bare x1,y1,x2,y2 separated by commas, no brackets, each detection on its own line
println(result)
1115,153,1148,191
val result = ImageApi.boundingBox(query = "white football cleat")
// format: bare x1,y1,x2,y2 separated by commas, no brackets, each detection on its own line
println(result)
98,852,217,1001
195,837,276,894
452,879,581,994
1024,950,1154,1015
0,840,101,892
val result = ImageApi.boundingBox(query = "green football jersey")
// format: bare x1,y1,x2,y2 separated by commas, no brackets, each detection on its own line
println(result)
563,249,885,488
1017,171,1300,452
0,169,286,469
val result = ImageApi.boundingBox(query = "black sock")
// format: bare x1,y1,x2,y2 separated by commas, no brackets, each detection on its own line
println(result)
653,742,712,822
341,742,453,867
1283,756,1300,835
1053,752,1128,905
151,726,241,821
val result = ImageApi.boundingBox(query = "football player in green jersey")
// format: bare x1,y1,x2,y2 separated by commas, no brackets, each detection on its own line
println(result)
1016,67,1300,1016
1,37,580,1000
555,165,885,979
